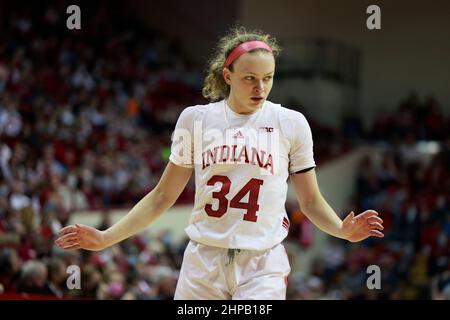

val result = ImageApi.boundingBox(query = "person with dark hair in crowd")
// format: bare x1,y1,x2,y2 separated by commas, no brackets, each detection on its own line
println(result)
0,248,21,293
44,257,67,298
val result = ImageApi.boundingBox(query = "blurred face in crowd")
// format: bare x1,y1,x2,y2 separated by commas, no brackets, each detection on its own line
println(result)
223,50,275,114
31,264,48,288
50,260,67,286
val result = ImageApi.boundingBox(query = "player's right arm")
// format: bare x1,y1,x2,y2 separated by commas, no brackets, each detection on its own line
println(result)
55,161,193,251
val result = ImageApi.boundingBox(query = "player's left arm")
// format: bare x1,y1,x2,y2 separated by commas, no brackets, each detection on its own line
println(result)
289,168,384,242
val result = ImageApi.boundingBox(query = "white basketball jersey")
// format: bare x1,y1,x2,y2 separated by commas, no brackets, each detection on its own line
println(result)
169,100,315,250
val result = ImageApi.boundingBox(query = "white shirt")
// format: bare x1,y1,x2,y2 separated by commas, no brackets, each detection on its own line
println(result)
170,100,315,250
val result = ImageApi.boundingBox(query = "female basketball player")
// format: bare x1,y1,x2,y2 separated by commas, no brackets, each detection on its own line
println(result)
55,27,384,300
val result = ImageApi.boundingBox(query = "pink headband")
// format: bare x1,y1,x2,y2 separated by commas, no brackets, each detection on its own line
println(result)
224,41,273,68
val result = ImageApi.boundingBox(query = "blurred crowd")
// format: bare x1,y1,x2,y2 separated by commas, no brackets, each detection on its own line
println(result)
287,141,450,299
0,1,203,215
0,214,187,299
0,0,202,299
1,0,449,300
371,92,450,142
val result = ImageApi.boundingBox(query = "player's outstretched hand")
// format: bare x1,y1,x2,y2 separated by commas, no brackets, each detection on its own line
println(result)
55,224,106,251
340,210,384,242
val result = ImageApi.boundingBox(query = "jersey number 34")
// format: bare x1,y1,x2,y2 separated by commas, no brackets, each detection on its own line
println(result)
204,175,264,222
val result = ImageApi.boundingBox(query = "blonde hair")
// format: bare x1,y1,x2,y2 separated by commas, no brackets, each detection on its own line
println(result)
202,26,281,101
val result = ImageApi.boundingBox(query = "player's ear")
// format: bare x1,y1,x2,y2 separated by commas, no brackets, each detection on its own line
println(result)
223,67,232,85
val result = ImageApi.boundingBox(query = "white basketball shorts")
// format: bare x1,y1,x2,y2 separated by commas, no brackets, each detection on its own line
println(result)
174,240,291,300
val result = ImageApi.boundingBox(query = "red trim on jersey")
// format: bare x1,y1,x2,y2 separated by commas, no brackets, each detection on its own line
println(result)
282,216,290,230
224,41,273,68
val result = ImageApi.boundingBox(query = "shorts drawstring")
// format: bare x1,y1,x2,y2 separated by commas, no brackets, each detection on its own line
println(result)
226,249,241,265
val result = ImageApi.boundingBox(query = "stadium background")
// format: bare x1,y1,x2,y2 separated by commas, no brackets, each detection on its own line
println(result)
0,0,449,300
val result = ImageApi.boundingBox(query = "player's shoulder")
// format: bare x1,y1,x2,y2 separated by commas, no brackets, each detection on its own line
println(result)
265,100,309,124
179,100,221,119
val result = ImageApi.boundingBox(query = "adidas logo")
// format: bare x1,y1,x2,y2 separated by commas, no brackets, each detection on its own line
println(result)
233,130,244,139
